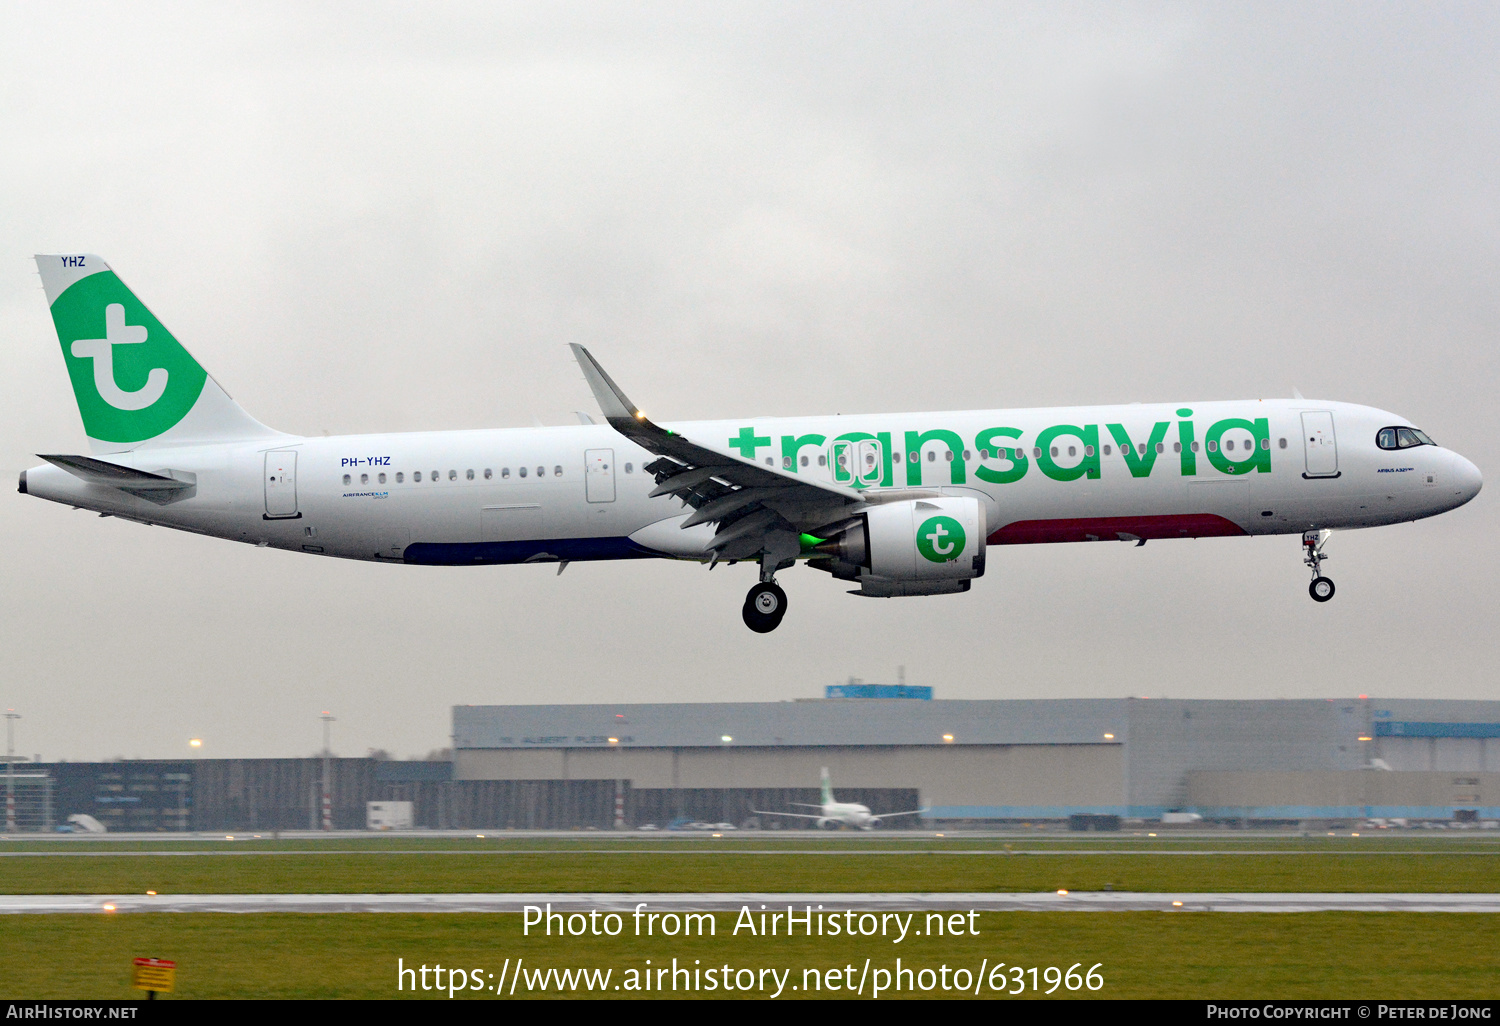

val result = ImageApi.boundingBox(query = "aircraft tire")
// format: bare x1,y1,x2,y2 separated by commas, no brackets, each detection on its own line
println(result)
1309,577,1335,602
743,583,788,633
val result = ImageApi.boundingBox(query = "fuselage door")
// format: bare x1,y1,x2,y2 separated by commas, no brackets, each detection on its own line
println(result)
830,439,883,487
585,448,616,502
855,439,883,486
264,450,299,519
1301,412,1340,478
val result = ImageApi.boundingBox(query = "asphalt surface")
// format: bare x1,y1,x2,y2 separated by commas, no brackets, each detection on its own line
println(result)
5,892,1500,913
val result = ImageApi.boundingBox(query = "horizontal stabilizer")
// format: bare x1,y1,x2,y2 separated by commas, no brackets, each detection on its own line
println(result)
39,454,195,505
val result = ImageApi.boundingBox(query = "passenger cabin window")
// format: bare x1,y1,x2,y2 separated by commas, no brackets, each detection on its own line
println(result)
430,470,438,481
396,472,404,483
378,473,386,484
360,473,368,484
342,474,351,485
466,469,474,480
1379,426,1436,450
501,468,510,479
519,467,527,478
554,466,562,477
484,469,492,479
625,463,633,473
537,466,545,477
414,471,422,482
449,470,457,481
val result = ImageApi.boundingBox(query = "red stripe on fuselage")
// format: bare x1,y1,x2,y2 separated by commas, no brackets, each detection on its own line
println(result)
989,514,1247,545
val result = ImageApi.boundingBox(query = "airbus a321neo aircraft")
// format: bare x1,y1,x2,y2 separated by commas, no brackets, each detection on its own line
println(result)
20,256,1482,632
753,768,925,830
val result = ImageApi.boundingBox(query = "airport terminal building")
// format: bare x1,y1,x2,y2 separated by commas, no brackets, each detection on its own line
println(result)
454,696,1500,825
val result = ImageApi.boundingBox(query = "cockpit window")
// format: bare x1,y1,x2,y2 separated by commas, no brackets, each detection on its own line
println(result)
1378,426,1436,450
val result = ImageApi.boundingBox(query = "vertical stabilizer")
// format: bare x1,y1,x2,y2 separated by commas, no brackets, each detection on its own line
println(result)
820,766,834,805
35,255,282,454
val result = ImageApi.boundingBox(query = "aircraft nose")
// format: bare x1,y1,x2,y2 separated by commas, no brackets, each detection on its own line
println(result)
1450,450,1482,503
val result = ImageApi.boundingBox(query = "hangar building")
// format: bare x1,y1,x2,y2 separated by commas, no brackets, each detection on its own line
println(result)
454,697,1500,824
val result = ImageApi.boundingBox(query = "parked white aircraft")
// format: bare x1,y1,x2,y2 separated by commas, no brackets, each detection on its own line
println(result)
753,767,925,830
21,256,1482,632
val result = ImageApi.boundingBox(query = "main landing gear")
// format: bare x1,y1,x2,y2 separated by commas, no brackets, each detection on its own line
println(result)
742,537,798,633
1303,529,1335,603
743,581,788,633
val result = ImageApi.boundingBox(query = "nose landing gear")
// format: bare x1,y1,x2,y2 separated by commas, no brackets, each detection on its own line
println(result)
1304,529,1335,602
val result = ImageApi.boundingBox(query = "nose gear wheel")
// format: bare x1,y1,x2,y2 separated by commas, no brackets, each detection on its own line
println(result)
1302,530,1334,602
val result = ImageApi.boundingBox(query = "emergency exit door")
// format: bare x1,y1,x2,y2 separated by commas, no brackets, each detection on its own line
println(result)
830,438,883,486
1301,412,1340,478
264,450,300,518
585,448,616,502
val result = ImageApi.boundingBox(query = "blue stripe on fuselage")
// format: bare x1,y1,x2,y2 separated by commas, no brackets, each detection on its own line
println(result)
402,536,654,566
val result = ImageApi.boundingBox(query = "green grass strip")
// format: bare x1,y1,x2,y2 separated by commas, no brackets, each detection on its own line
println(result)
2,911,1497,999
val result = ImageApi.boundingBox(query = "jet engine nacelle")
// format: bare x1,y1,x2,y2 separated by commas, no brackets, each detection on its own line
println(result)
817,818,839,830
814,496,986,597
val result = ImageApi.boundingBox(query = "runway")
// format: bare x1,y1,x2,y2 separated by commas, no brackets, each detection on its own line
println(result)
5,892,1500,913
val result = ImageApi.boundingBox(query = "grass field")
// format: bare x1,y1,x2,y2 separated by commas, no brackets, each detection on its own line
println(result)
3,837,1496,999
1,836,1496,894
3,911,1499,999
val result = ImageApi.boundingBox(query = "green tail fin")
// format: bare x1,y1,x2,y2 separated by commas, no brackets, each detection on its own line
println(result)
36,255,277,453
820,766,834,805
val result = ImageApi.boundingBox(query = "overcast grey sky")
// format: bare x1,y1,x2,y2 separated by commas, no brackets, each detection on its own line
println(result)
2,2,1495,762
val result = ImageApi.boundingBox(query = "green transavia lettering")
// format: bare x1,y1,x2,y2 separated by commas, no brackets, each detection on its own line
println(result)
735,414,1271,487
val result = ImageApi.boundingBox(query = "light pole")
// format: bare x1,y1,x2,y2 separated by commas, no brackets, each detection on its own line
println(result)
4,711,18,833
320,712,335,831
720,734,733,825
609,737,625,830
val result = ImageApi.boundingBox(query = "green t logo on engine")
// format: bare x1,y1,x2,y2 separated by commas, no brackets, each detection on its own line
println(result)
916,515,965,563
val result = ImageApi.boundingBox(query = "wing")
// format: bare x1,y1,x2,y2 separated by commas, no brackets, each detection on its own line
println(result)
871,809,929,818
750,810,830,820
570,345,866,565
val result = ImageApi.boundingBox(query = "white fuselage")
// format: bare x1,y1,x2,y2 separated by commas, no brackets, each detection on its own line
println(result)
21,399,1481,566
818,801,878,830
